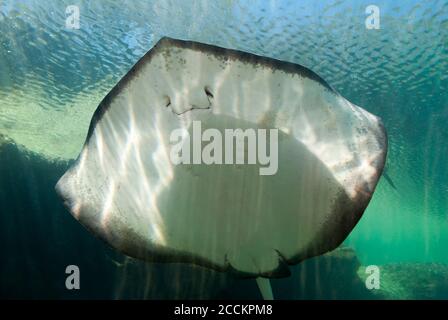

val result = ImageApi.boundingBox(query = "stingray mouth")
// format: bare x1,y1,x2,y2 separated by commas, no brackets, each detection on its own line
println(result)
164,86,213,115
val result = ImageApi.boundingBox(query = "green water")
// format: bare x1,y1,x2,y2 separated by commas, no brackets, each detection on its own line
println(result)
0,0,447,299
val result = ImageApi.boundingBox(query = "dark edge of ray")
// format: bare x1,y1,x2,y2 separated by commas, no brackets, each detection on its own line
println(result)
285,118,388,268
83,36,334,145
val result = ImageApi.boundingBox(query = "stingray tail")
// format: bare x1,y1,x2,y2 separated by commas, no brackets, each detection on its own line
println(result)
256,277,274,300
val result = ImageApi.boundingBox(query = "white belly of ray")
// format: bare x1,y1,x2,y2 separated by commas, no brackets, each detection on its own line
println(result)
56,38,387,277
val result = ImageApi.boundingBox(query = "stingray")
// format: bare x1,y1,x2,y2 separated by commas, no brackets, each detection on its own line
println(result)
55,37,387,299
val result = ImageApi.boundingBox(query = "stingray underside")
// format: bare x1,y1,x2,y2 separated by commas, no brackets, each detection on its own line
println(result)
56,37,387,278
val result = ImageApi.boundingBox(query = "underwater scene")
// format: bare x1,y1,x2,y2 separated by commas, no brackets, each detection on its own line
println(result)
0,0,447,300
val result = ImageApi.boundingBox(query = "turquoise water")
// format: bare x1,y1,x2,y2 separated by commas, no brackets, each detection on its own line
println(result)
0,0,447,299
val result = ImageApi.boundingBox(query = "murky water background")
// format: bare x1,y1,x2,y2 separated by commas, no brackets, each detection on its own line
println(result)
0,0,447,299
